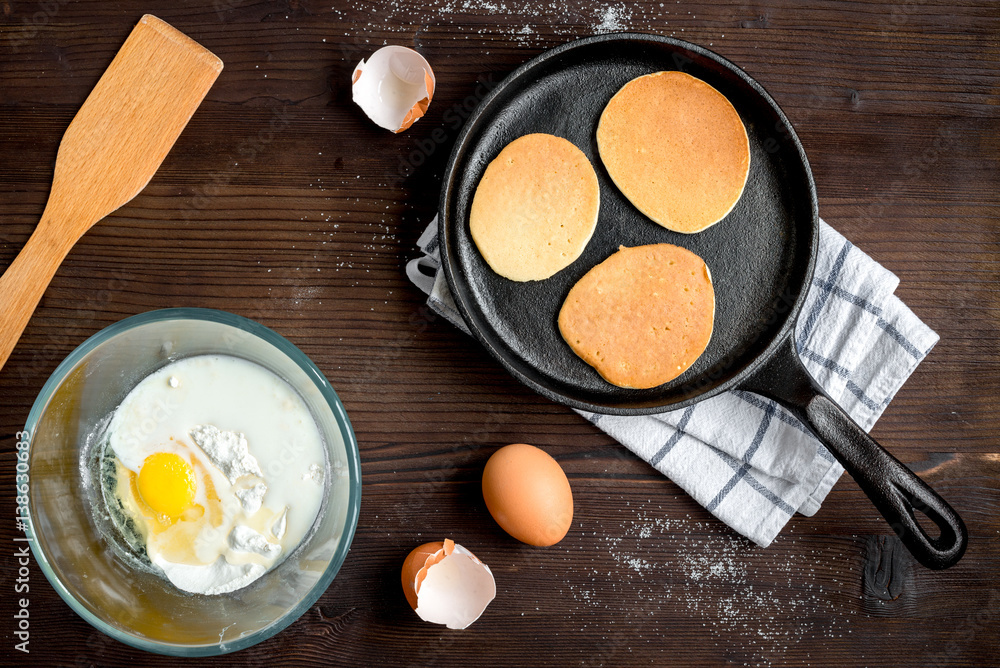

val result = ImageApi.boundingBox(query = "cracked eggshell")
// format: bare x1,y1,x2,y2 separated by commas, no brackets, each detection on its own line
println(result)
352,45,435,133
401,539,496,630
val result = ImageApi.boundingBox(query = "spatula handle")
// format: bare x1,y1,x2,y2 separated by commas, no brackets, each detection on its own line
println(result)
0,216,78,372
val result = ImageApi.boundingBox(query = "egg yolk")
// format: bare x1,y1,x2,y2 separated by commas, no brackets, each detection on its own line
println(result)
137,452,196,519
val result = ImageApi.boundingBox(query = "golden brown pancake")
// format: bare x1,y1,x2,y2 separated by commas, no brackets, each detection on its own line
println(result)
558,243,715,389
469,133,600,282
597,71,750,234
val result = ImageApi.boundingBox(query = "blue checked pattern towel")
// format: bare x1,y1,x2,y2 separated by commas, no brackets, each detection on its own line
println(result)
406,217,939,547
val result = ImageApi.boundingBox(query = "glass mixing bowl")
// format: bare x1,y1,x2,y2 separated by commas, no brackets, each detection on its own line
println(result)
23,308,361,656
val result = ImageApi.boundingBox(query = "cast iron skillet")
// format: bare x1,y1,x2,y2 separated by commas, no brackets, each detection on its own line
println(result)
438,33,966,569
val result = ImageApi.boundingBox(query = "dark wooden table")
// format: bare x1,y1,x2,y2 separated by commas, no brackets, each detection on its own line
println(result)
2,1,998,665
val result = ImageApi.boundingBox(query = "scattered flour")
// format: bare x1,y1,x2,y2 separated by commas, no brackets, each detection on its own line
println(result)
329,0,641,45
565,506,857,667
594,4,632,32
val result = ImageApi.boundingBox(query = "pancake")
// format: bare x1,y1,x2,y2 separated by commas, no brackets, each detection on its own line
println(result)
597,71,750,234
558,243,715,389
469,133,600,282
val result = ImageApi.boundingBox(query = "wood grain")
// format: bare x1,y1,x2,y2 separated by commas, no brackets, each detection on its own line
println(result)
1,0,998,666
0,14,222,370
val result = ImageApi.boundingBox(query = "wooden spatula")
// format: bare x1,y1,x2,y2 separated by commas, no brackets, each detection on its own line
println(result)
0,14,222,371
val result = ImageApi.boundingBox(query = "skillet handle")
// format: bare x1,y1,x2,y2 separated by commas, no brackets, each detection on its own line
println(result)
741,337,968,570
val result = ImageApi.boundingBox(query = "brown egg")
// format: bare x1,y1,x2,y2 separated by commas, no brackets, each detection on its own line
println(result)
482,443,574,546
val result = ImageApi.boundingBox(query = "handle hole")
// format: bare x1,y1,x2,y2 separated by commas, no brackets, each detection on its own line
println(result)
894,483,951,546
911,508,943,543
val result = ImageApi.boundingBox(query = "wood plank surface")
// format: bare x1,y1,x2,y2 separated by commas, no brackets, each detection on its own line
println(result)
1,0,998,666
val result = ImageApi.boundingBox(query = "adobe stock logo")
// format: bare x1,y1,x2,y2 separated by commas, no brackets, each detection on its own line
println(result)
4,0,71,53
384,74,501,187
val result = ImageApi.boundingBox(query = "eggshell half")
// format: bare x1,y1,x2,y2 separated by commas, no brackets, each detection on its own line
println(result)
401,541,444,610
482,443,574,546
352,45,435,133
401,539,496,630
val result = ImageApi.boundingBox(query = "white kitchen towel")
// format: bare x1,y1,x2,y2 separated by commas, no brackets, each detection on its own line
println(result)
406,217,939,547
